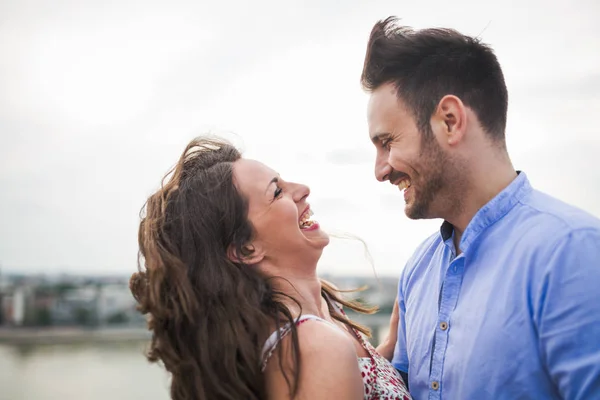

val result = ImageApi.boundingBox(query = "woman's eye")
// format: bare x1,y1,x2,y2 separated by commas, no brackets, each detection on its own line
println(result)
274,187,283,199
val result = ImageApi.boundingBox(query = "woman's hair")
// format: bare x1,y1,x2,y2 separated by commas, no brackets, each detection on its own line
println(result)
130,137,376,400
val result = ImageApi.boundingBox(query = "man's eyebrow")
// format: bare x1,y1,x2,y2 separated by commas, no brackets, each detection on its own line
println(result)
264,177,278,194
371,132,391,144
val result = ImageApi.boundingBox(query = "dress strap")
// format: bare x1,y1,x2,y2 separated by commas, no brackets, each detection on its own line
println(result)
260,314,331,371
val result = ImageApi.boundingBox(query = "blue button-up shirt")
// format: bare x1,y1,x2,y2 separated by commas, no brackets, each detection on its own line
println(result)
393,172,600,399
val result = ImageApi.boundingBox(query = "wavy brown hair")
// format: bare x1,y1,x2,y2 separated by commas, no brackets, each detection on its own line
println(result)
130,137,376,400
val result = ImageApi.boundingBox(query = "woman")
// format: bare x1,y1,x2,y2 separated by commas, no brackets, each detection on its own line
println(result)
130,137,411,400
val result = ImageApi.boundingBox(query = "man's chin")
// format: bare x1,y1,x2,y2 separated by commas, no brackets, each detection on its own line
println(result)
404,202,430,220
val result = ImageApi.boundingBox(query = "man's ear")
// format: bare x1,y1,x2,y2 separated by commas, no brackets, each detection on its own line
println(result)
227,242,265,265
432,94,467,146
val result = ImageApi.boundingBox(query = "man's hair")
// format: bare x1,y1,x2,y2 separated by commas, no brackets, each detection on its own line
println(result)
361,17,508,143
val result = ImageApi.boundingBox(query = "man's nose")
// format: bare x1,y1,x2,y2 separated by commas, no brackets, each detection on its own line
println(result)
375,154,392,182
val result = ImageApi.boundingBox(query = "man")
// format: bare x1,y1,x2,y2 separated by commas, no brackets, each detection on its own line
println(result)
363,17,600,399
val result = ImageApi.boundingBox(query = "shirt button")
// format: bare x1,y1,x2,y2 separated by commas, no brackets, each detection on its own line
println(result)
440,321,448,331
431,381,440,390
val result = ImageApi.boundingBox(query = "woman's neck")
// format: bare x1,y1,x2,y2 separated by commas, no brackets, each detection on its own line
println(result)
257,255,332,318
271,273,330,319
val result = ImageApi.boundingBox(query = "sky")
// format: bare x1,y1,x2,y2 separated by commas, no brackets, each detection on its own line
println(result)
1,0,599,277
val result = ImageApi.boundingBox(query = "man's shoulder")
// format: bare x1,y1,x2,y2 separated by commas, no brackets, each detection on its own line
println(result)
519,188,600,234
504,188,600,269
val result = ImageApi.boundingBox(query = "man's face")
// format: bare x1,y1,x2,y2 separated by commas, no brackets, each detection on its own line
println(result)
367,83,459,220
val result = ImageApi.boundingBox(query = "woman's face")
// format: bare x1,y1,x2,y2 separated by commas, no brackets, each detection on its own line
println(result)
232,158,329,266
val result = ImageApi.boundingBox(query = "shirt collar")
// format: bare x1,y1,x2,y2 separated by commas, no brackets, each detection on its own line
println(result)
440,171,532,253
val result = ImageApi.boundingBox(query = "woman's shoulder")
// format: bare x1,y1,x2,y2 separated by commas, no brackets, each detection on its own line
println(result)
264,317,363,399
264,315,354,363
296,316,352,351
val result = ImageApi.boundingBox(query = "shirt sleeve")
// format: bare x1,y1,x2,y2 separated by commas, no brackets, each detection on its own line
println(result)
392,268,409,374
535,228,600,400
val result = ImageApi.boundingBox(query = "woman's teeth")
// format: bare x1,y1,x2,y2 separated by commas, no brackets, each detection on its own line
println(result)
299,209,316,228
397,179,411,191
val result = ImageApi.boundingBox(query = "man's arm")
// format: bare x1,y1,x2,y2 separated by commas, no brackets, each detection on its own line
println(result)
376,280,410,388
535,228,600,399
393,291,410,388
376,296,409,388
375,296,399,360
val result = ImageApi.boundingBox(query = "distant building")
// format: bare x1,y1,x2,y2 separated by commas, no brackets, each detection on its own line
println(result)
13,287,26,326
51,283,141,326
52,285,99,326
0,284,34,326
322,275,398,310
0,272,144,328
96,284,139,324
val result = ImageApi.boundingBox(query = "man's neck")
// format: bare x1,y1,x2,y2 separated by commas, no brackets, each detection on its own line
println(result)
447,160,517,254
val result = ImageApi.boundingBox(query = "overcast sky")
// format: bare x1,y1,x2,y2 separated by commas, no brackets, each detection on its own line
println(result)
1,0,599,278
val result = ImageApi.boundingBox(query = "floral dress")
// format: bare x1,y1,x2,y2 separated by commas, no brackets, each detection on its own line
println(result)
261,313,412,399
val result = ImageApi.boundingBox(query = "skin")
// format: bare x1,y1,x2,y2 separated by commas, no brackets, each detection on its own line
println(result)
367,82,517,358
231,158,366,400
264,320,364,400
375,297,400,361
232,158,330,271
367,82,517,250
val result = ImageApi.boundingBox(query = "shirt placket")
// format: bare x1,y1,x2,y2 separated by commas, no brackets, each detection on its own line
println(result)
428,254,465,400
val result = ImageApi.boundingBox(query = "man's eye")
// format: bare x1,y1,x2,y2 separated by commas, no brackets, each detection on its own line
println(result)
381,139,392,150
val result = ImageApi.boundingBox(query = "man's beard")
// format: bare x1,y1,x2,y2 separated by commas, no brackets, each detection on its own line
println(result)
405,139,465,220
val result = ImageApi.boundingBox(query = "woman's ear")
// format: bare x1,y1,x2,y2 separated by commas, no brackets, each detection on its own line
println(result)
227,243,265,265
